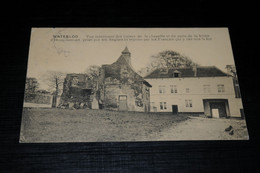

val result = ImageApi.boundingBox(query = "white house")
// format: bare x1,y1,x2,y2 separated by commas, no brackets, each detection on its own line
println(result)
144,66,244,118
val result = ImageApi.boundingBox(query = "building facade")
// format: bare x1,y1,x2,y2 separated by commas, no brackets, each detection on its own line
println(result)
98,47,152,112
145,67,243,118
61,47,152,112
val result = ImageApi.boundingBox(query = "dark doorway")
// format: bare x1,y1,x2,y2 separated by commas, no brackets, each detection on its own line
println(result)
172,105,178,115
210,102,227,118
118,95,127,111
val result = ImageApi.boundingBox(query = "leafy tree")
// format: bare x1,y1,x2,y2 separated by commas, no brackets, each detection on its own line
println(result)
138,50,198,76
85,65,100,78
84,65,101,89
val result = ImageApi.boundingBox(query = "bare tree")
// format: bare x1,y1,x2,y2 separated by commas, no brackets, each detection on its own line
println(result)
226,65,241,98
226,65,237,78
43,71,66,106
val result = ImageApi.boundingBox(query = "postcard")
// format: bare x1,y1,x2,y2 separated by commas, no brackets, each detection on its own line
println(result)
20,28,249,142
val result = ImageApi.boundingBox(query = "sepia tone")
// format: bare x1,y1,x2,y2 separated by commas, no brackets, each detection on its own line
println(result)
20,28,249,142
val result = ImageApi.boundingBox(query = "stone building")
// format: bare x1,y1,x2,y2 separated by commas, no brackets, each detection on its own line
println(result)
61,47,152,111
98,47,152,112
61,73,98,109
145,66,244,118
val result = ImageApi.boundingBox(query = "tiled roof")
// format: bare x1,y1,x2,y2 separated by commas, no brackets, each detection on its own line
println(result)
144,66,228,79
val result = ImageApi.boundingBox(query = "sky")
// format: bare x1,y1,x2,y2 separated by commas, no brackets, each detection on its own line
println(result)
27,28,236,90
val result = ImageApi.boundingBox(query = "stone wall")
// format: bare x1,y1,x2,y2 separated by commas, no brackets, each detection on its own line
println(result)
103,82,149,112
60,73,94,109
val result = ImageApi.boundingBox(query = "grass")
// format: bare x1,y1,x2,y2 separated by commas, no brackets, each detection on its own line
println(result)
20,108,249,142
20,108,189,142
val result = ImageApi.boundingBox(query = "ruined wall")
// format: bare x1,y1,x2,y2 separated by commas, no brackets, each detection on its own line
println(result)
103,76,148,112
60,73,93,109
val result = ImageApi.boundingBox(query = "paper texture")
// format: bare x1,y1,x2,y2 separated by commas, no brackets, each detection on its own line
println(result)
20,28,249,142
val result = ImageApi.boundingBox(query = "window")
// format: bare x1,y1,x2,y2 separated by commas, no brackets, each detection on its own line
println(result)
173,70,181,78
217,84,225,93
170,85,177,93
234,83,241,98
173,73,180,77
185,99,193,107
203,85,211,93
159,85,166,94
186,88,190,93
160,102,167,110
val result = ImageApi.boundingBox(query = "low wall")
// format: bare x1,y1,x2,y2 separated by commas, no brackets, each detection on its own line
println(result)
23,93,53,108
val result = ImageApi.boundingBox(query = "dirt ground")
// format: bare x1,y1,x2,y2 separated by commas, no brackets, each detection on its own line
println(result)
19,108,249,142
156,117,249,140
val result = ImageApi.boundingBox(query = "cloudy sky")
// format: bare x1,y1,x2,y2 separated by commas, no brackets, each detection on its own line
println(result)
27,28,236,89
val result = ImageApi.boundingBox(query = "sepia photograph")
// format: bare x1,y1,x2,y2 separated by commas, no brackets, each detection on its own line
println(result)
19,28,249,142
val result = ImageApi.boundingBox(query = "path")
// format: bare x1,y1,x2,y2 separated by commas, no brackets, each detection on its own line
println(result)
156,117,249,140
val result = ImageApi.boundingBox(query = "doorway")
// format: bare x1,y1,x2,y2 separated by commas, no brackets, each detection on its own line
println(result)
203,99,230,118
118,95,127,111
172,105,178,115
210,102,227,118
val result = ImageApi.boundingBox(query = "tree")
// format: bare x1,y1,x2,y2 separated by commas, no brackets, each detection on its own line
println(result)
226,65,237,78
25,77,39,93
138,50,198,76
84,65,101,90
226,65,241,98
84,65,102,106
85,65,100,79
43,71,66,106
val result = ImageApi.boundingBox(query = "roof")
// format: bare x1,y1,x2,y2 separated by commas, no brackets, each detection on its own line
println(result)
144,66,228,79
121,46,130,54
102,47,152,87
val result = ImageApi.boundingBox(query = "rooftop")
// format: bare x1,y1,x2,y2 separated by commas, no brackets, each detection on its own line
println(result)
121,46,130,54
144,66,228,79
